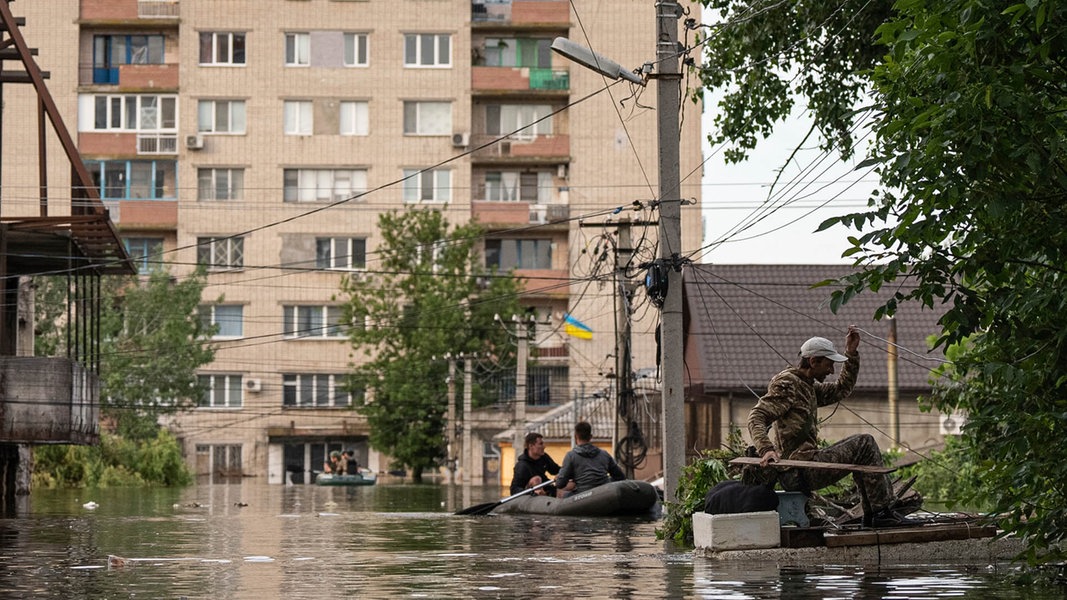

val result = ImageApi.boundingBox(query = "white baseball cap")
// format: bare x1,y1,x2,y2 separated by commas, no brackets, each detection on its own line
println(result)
800,337,848,362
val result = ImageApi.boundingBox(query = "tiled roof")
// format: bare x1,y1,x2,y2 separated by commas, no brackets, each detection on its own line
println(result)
683,264,946,393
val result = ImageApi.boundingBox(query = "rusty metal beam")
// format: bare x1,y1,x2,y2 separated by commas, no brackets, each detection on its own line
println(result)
0,46,34,59
0,70,49,83
38,95,46,217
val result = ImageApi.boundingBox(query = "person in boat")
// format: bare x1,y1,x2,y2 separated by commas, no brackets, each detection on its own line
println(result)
554,421,625,497
509,432,560,496
324,450,343,475
747,326,918,521
343,449,360,476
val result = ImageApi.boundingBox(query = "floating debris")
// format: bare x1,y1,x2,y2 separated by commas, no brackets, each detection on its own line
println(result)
82,502,98,510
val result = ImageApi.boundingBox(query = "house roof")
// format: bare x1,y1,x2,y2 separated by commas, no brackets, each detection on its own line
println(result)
683,264,946,394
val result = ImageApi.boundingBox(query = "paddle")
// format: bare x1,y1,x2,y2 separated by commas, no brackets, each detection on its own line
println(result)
455,479,555,516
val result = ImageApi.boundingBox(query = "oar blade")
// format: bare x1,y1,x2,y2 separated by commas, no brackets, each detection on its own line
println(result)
454,501,499,516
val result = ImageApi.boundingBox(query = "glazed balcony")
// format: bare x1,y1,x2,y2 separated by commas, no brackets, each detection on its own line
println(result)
0,358,99,445
472,66,569,94
472,0,570,28
80,0,180,21
470,134,569,162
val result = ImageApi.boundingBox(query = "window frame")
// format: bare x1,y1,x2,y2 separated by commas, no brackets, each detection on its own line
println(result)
198,374,243,408
86,159,177,200
196,236,245,270
197,167,245,201
123,237,164,273
339,101,369,136
282,374,352,408
199,32,247,66
402,101,452,136
199,304,244,339
402,168,452,204
485,238,553,270
343,32,369,67
403,33,451,68
285,32,311,66
282,305,347,339
283,100,314,135
86,94,177,133
315,237,367,271
198,99,247,134
283,168,368,203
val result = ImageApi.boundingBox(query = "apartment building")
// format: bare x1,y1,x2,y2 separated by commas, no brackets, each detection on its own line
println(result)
13,0,703,484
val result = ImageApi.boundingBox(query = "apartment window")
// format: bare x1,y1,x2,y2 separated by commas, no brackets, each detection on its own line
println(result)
93,35,164,84
197,236,245,270
199,305,244,338
124,237,163,273
402,101,451,136
282,374,351,407
199,32,246,65
316,237,366,270
197,168,245,201
339,101,369,136
198,374,243,408
403,33,451,67
195,444,243,480
485,171,551,202
344,33,369,66
85,160,176,200
283,169,367,203
486,104,553,139
285,33,310,66
283,305,346,339
402,168,451,203
198,100,246,134
82,94,177,132
485,239,553,270
483,37,552,68
284,100,313,135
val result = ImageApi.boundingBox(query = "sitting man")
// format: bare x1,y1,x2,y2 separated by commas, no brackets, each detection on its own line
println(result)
343,449,360,476
510,432,560,496
747,326,917,522
555,421,626,497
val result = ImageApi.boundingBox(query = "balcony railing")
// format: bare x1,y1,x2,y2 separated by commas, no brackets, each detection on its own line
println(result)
139,0,179,18
137,133,178,155
529,68,568,90
472,0,569,26
529,203,569,224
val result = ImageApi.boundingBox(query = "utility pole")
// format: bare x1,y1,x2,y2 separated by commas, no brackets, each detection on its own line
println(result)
446,354,457,484
462,354,473,483
655,0,685,504
513,317,529,461
615,222,636,478
887,317,900,449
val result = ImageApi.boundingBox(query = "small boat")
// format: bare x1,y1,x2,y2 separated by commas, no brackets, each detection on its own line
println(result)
315,471,376,486
490,480,659,516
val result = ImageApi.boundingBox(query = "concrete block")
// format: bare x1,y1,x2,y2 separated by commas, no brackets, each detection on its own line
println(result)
693,511,781,551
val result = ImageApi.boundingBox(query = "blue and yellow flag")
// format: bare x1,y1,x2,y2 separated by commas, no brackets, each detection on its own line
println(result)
563,313,593,340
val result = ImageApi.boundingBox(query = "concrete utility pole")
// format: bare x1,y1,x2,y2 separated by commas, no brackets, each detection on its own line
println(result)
615,222,636,479
513,317,529,460
655,0,686,504
446,354,457,483
462,355,473,483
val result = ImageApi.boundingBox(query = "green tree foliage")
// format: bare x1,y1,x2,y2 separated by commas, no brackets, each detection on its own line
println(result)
32,429,191,488
339,210,522,482
697,0,1067,560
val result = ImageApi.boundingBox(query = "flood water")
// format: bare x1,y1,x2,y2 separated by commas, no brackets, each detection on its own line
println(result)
0,481,1062,599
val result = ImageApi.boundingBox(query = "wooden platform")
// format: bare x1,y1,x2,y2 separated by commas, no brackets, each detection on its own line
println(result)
823,522,997,547
729,456,895,474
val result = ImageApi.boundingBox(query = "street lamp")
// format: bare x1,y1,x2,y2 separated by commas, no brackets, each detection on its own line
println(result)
550,1,686,504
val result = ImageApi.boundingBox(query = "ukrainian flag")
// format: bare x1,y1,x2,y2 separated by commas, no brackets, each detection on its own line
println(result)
564,313,593,340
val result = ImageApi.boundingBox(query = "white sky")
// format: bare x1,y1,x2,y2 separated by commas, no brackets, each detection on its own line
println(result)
697,106,878,265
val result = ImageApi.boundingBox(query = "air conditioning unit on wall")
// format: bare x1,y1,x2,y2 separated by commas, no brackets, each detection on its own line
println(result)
245,378,262,393
186,134,204,150
451,132,470,148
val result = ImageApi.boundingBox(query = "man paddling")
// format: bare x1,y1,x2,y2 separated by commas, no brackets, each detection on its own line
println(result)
555,421,625,497
510,432,560,496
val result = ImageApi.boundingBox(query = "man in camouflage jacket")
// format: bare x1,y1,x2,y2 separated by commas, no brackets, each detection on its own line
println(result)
747,326,894,514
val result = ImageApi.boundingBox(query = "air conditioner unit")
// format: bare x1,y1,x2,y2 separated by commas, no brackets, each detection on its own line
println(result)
185,134,204,150
557,164,569,179
451,132,470,148
245,378,262,393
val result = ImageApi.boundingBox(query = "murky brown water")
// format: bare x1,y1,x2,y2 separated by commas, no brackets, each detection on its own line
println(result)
0,482,1060,599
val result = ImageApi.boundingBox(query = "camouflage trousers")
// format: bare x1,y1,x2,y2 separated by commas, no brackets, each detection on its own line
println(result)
778,433,893,512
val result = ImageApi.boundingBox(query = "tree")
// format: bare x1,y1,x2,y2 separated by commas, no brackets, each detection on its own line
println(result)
339,210,522,482
697,0,1067,560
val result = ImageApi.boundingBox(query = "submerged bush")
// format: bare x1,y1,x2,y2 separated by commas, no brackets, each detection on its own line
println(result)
33,429,191,488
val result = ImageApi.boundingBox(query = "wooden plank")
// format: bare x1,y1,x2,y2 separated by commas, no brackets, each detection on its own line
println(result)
780,527,826,548
824,524,998,547
729,456,895,475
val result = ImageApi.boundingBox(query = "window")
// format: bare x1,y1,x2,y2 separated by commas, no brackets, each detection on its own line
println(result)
402,101,451,136
82,94,177,132
485,239,553,270
402,168,451,203
483,37,552,68
285,33,310,66
124,237,163,273
197,237,245,269
93,35,165,84
282,374,352,407
198,374,243,408
85,160,176,200
199,32,246,65
198,99,246,134
316,237,366,270
199,305,244,338
283,100,313,135
197,168,245,201
339,101,369,136
403,33,451,67
283,169,367,202
195,444,243,481
283,305,346,339
486,104,553,139
485,171,551,202
344,33,369,66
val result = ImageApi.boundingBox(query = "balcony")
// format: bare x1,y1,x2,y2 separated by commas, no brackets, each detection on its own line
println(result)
472,0,570,27
0,358,99,444
80,0,179,21
470,134,569,162
137,133,178,155
103,199,177,230
81,63,179,89
472,67,569,94
79,132,178,156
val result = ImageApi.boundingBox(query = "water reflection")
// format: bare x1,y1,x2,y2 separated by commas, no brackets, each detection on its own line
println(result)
0,482,1058,599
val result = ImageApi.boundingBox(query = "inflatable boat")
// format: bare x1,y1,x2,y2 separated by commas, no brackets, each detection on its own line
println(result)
490,480,659,516
315,471,376,486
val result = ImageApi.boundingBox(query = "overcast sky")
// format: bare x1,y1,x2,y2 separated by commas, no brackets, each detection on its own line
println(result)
698,107,878,265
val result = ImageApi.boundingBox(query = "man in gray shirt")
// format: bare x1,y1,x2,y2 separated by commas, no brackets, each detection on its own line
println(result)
555,421,626,496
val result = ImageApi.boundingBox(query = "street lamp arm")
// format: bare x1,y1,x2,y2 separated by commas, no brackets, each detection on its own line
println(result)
550,37,645,86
